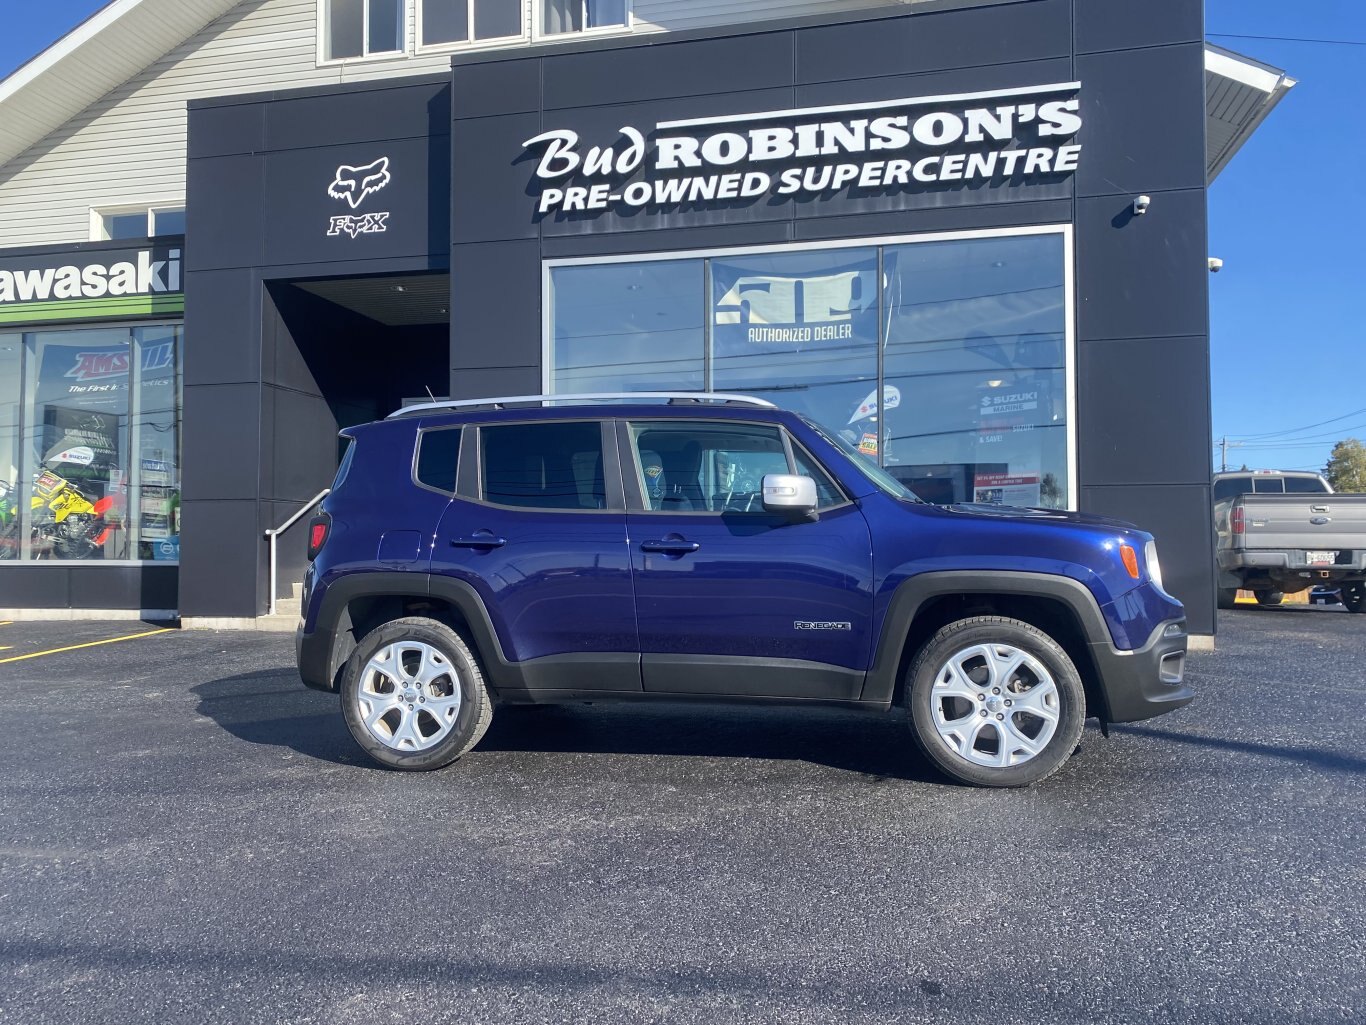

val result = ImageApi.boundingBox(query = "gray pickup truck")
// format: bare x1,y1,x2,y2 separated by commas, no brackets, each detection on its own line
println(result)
1213,471,1366,612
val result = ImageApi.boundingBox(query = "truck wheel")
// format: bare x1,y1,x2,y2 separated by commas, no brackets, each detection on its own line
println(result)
340,616,493,771
1342,584,1366,615
905,617,1087,788
1217,588,1239,610
1255,591,1284,607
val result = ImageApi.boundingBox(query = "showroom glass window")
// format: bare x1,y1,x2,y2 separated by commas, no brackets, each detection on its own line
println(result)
547,230,1072,508
882,234,1068,507
0,324,183,563
548,259,705,393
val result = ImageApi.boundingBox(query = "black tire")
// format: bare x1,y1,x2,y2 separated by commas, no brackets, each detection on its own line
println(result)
1342,584,1366,615
340,616,493,771
905,616,1087,788
1255,591,1284,607
1217,588,1240,610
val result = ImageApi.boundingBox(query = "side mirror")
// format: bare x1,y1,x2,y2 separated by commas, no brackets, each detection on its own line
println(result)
762,474,818,520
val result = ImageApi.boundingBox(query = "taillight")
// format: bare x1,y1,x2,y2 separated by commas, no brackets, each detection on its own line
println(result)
307,514,331,560
1231,506,1245,535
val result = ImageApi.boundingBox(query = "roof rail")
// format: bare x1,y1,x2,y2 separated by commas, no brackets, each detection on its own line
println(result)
388,392,777,418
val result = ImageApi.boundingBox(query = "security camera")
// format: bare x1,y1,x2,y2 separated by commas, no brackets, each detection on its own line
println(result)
1132,195,1151,216
1208,257,1224,273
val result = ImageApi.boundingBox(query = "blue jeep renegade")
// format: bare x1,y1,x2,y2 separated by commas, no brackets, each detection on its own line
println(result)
296,394,1192,787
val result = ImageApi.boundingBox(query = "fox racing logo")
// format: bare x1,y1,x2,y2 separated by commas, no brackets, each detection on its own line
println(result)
327,157,391,209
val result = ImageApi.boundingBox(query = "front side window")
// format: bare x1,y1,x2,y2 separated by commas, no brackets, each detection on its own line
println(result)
628,421,839,514
326,0,403,60
542,0,629,35
422,0,523,45
479,422,606,510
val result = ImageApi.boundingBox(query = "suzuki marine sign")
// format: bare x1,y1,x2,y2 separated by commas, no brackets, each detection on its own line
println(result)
522,83,1083,216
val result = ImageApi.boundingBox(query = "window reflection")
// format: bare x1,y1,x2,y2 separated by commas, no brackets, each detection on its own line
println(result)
547,231,1070,508
550,260,704,393
711,250,879,434
882,235,1067,507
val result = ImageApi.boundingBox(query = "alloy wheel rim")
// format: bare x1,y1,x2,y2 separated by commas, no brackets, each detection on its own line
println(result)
356,641,462,752
929,642,1060,768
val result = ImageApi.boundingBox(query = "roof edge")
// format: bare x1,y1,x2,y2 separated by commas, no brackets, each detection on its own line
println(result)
0,1,136,105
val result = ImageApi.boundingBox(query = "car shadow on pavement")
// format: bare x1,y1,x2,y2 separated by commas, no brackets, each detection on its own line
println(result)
191,669,947,782
1114,724,1366,775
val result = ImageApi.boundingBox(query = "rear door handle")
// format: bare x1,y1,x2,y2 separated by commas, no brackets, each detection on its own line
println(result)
641,540,700,554
450,533,507,550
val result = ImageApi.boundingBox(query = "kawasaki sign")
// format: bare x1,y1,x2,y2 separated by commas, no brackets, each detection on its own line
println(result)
0,243,183,325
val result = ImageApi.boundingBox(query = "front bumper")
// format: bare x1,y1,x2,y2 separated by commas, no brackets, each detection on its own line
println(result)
1089,618,1193,724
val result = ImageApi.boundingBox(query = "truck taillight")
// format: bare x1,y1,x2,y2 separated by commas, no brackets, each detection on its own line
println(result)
1231,506,1244,535
307,514,331,560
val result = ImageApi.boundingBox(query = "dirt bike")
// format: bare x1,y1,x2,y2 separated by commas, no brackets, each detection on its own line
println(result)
0,470,117,561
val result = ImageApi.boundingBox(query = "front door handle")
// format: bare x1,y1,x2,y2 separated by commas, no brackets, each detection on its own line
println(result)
641,539,701,554
450,533,507,550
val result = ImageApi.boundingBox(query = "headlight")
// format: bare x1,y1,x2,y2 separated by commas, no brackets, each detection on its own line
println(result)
1145,540,1165,592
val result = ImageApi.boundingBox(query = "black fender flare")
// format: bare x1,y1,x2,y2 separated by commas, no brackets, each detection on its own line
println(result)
860,571,1114,714
300,572,519,694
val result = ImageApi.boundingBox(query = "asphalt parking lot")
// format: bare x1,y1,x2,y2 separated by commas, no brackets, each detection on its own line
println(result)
0,607,1362,1025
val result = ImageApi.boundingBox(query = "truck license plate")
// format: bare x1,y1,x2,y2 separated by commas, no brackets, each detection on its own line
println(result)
1307,551,1337,566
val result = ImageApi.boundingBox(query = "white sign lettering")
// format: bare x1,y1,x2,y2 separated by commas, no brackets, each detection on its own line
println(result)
522,83,1083,216
0,249,182,305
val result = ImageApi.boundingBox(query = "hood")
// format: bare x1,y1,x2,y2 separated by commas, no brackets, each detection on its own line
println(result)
944,503,1142,533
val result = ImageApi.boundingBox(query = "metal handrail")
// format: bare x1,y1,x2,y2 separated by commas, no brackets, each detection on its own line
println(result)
263,488,330,617
388,392,777,419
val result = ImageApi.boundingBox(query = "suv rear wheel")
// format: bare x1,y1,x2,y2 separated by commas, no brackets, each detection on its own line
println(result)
340,617,493,771
905,617,1086,787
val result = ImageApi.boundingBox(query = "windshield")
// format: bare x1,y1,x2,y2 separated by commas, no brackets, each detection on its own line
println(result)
803,417,920,501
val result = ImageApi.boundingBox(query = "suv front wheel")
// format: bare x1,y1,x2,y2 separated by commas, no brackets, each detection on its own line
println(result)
906,617,1087,787
340,617,493,771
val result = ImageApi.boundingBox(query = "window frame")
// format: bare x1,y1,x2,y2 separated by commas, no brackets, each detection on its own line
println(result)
456,418,625,514
89,203,186,242
411,425,463,497
543,225,1077,511
615,418,851,516
415,0,530,53
531,0,634,42
317,0,412,66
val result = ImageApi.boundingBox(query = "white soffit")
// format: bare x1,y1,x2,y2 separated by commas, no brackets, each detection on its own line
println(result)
0,0,239,168
1206,44,1296,183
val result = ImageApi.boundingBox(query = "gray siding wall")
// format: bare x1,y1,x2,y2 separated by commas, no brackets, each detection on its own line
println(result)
0,0,905,246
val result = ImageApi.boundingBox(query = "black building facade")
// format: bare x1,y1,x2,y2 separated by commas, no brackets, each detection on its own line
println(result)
4,0,1223,635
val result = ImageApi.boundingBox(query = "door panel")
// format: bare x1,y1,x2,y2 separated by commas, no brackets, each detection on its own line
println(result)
620,419,875,696
431,420,639,691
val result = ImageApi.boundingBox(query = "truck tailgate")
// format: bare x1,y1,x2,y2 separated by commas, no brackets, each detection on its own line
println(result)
1236,494,1366,551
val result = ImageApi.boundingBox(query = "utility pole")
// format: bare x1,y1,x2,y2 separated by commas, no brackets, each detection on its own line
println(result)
1218,436,1244,473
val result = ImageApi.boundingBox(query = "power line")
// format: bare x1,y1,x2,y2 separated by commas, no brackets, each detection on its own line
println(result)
1227,406,1366,442
1207,32,1366,46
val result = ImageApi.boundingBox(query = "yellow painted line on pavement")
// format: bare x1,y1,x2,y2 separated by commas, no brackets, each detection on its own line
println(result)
0,628,173,665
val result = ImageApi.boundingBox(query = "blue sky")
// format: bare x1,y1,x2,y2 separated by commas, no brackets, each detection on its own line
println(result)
2,1,1363,477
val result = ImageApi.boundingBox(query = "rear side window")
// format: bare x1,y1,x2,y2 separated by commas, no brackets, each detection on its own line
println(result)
479,422,607,510
416,427,461,494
